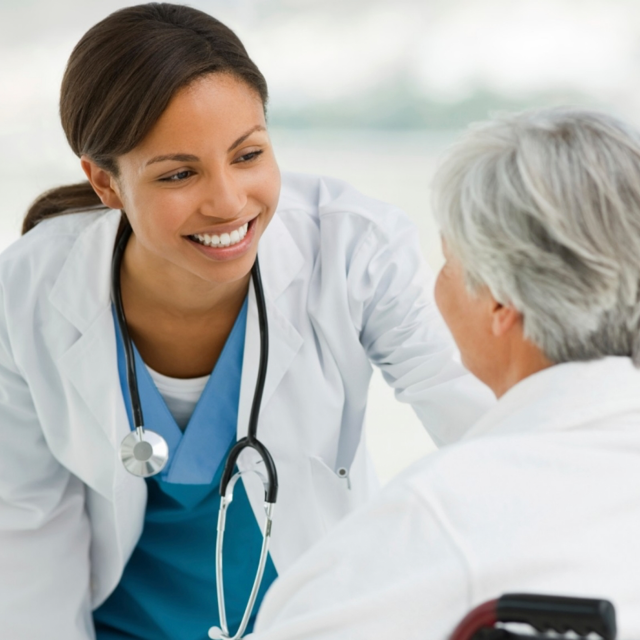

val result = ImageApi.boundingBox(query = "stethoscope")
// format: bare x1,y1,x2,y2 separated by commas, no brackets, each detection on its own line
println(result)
112,222,278,640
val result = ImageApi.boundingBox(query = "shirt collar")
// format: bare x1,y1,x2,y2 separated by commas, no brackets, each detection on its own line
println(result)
462,356,640,441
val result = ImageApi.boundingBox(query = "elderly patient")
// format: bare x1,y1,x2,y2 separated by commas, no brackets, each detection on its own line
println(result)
250,107,640,640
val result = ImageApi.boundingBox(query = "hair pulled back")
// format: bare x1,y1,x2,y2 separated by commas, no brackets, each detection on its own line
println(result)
23,3,268,234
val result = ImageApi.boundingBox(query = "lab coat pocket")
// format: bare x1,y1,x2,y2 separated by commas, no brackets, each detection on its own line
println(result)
308,455,357,534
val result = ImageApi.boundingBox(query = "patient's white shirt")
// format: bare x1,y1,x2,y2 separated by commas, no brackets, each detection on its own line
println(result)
253,357,640,640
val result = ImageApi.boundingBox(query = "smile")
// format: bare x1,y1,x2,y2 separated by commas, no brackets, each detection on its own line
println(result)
190,222,249,248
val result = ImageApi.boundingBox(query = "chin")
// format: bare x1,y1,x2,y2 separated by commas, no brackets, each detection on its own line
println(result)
202,255,256,285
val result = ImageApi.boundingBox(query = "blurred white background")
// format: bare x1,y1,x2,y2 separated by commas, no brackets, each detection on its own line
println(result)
2,0,638,482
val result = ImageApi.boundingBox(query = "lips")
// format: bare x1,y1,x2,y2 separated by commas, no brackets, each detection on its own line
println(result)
185,216,257,261
190,222,248,248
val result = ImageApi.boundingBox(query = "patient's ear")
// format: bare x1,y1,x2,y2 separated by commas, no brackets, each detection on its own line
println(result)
490,300,522,337
80,156,124,210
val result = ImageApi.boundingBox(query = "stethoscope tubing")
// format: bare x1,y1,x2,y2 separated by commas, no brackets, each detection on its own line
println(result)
112,218,278,639
218,259,278,505
211,256,278,639
112,223,145,430
213,477,275,640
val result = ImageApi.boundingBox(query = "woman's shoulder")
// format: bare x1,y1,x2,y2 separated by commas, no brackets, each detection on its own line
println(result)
0,209,117,295
278,171,415,240
0,208,108,259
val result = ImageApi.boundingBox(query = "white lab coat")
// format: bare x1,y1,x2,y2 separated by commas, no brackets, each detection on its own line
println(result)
253,356,640,640
0,172,492,639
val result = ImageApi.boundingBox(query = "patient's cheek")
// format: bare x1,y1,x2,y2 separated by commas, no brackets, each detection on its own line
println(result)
434,267,450,319
434,265,463,340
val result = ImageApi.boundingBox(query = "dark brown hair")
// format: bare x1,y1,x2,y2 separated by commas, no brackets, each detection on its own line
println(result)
23,3,268,234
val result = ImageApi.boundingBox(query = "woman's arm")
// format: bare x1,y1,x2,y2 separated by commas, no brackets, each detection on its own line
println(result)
0,289,94,639
349,210,495,445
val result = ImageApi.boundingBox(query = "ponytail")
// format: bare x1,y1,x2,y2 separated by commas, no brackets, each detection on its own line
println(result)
22,182,106,235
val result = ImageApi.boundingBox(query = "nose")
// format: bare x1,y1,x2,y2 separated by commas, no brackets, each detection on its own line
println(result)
199,168,247,220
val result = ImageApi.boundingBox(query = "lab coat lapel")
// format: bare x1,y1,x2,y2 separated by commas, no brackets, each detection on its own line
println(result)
55,307,127,493
236,213,305,442
50,210,129,498
49,209,120,334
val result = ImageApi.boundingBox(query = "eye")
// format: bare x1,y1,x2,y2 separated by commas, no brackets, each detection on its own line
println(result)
235,150,263,164
159,170,193,182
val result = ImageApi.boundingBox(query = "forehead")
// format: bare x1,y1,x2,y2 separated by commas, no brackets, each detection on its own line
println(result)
129,73,266,160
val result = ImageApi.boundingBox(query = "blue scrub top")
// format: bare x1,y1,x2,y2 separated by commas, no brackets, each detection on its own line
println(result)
94,300,277,639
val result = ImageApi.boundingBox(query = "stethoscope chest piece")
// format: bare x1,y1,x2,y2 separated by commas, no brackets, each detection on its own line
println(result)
120,428,169,477
112,223,170,479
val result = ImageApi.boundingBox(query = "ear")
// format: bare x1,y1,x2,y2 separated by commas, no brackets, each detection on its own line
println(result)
490,300,522,337
80,156,124,210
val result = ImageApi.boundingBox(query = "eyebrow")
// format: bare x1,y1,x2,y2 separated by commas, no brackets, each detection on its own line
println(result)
227,124,266,152
146,153,199,167
145,125,266,167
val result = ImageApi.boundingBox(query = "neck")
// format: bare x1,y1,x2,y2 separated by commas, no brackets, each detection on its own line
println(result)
120,233,250,319
491,340,554,399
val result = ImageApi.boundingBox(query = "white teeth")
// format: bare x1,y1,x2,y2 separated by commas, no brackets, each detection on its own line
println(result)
192,222,250,248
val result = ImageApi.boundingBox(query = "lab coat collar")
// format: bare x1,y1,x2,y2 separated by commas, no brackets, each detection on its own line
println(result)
236,213,305,443
49,209,305,333
462,356,640,441
256,210,305,300
50,210,124,498
49,209,120,333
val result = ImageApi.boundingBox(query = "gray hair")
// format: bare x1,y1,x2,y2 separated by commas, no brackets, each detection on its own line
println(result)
432,107,640,365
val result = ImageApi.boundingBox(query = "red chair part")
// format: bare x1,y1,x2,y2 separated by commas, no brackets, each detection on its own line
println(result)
450,599,498,640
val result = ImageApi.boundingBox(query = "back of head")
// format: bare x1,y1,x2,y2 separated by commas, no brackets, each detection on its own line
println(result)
23,3,267,234
432,107,640,366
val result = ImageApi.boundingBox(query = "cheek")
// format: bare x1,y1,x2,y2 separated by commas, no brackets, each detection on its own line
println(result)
123,181,194,242
434,269,457,329
434,269,445,312
434,268,474,353
129,195,179,239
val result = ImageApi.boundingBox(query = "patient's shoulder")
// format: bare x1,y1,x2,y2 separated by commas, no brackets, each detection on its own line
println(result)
390,428,640,545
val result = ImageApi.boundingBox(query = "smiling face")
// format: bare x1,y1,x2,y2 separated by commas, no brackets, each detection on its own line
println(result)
88,73,281,292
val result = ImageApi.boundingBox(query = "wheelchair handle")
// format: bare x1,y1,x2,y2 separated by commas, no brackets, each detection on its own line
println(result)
450,593,616,640
497,593,616,640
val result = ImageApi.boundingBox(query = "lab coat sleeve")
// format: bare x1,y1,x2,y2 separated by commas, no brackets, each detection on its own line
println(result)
0,289,94,639
348,212,494,445
252,479,472,640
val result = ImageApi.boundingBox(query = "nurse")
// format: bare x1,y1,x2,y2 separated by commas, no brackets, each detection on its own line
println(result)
0,3,492,640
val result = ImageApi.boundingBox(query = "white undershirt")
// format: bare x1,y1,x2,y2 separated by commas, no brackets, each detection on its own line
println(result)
145,365,210,431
